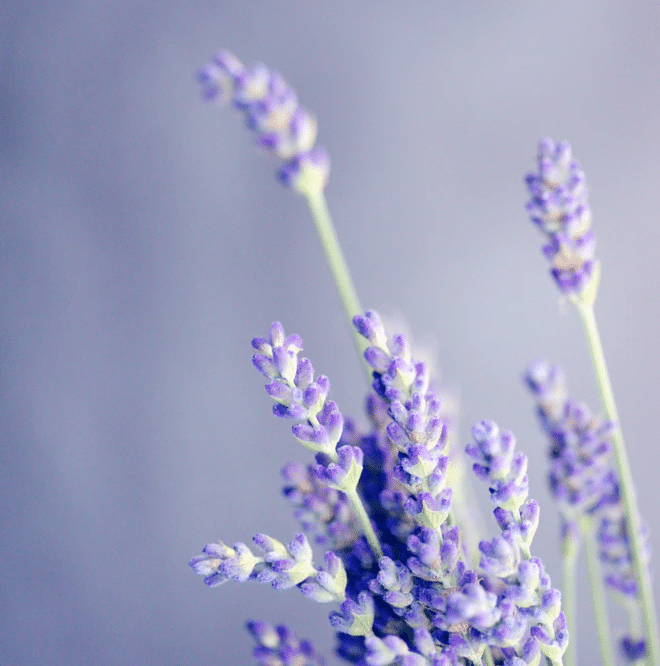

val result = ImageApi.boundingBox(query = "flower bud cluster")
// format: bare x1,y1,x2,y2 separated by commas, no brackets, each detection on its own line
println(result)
198,50,330,194
525,359,653,661
189,532,347,602
253,322,365,496
466,421,567,664
525,360,652,587
191,315,568,665
353,311,452,532
524,138,599,303
281,460,359,551
525,359,616,524
246,620,326,666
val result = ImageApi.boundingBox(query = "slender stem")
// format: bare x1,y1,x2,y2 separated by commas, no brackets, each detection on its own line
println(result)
577,302,660,666
561,535,579,666
583,520,616,666
302,188,384,560
305,190,369,369
345,488,383,559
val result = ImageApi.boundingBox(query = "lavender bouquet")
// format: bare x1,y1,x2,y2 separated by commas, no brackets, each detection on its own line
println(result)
188,51,659,666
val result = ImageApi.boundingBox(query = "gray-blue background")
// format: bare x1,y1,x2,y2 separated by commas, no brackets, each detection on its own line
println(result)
2,1,659,664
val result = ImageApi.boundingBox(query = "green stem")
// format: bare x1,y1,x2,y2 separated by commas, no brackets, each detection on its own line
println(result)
345,488,383,559
583,519,616,666
303,189,383,560
305,190,369,369
577,302,660,666
482,647,495,666
561,534,579,666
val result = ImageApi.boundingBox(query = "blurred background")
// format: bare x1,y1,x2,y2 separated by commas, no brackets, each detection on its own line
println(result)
2,1,659,663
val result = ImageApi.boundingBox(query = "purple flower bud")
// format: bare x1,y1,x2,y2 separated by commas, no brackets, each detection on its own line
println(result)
246,621,326,666
315,445,364,493
479,532,521,578
199,50,329,192
189,541,260,587
404,489,452,530
525,138,599,302
353,311,388,349
252,353,278,379
530,612,568,662
364,634,408,666
278,146,330,195
621,636,646,662
329,591,375,636
364,346,391,373
273,346,298,383
300,551,347,603
294,357,314,389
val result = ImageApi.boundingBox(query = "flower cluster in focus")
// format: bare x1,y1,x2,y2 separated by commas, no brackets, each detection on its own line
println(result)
191,314,568,666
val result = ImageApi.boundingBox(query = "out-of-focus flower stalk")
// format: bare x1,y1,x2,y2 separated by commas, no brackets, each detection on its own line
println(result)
525,139,660,665
583,518,616,666
577,302,659,666
304,189,368,370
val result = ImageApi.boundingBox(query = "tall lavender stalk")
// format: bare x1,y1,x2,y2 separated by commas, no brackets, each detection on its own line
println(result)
198,51,366,364
525,139,660,665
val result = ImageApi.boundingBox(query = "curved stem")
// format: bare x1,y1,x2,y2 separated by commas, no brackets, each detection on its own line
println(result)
583,519,616,666
577,303,660,666
345,488,383,559
305,190,369,374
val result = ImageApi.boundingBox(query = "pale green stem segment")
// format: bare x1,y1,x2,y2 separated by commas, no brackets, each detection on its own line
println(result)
482,647,495,666
303,188,383,560
561,532,580,666
345,488,383,559
583,519,616,666
305,190,369,367
577,302,660,666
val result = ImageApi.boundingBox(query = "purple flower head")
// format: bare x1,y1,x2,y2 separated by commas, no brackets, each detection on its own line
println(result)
524,358,568,426
246,620,327,666
467,422,529,515
598,511,652,599
253,322,348,459
440,581,501,633
315,444,364,493
406,525,463,583
199,50,329,194
281,460,359,550
530,611,568,662
253,532,317,590
620,636,647,662
525,138,599,303
189,541,261,586
300,550,348,603
329,591,375,636
368,557,414,610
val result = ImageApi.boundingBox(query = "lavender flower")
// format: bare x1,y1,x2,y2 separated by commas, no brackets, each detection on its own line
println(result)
281,459,360,550
525,358,651,662
524,358,615,525
198,50,329,194
524,138,599,304
466,420,567,663
189,531,349,606
246,620,326,666
353,311,453,533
